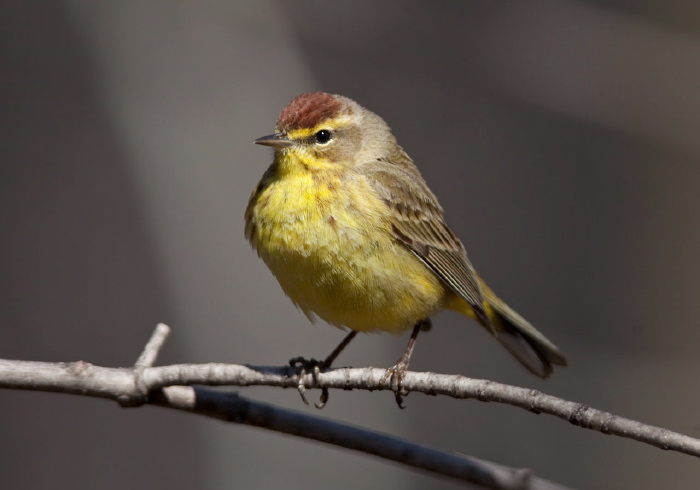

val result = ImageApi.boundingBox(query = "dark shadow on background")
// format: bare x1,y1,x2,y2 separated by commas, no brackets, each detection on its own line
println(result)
0,3,205,488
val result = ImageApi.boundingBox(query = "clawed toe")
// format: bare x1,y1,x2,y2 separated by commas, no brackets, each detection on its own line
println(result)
382,360,410,409
289,356,329,408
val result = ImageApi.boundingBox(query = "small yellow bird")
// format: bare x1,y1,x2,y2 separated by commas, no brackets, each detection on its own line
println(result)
246,92,566,384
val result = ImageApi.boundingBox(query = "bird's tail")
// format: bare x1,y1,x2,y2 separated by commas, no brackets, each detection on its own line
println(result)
446,280,567,378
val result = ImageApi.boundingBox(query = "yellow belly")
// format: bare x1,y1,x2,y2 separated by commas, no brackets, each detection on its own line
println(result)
247,171,446,333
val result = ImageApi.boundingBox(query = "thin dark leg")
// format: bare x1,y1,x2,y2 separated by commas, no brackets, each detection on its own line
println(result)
324,330,358,367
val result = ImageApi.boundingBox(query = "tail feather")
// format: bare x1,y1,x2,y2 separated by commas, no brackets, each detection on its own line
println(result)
446,278,567,378
494,324,556,378
482,286,567,378
488,307,566,378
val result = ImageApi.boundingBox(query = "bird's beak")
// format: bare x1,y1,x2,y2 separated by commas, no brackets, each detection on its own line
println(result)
254,133,293,149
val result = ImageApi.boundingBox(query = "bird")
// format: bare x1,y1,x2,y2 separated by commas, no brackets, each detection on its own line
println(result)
245,92,566,400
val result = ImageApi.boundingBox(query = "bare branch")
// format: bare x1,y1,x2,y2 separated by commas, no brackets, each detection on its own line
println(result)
2,358,698,458
155,386,569,490
2,324,699,488
0,366,564,489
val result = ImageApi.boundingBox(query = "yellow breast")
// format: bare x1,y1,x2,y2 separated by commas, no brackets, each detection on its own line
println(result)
245,158,446,333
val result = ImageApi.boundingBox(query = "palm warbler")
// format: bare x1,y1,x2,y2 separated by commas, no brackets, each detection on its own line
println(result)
246,92,566,381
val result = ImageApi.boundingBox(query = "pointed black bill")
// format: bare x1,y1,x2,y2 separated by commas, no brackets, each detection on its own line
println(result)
254,133,293,149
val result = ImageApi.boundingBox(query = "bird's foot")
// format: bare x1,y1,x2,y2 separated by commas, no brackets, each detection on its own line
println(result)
381,359,410,409
289,356,330,409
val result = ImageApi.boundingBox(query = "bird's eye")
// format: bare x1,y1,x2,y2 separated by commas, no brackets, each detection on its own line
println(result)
314,129,332,144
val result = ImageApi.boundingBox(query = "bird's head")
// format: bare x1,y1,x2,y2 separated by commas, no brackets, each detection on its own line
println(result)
255,92,397,170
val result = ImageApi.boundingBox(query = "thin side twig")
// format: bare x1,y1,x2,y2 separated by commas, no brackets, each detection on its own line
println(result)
134,323,171,368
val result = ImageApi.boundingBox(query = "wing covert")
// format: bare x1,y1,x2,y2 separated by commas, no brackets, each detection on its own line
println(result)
364,163,492,331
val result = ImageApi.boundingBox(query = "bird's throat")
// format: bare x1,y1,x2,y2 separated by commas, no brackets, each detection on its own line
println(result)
275,148,336,175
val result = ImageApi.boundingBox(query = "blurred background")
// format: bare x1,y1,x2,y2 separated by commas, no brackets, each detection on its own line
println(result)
2,1,700,488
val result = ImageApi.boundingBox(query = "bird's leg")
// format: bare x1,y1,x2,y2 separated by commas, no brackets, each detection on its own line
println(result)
323,330,358,367
289,330,359,408
288,330,358,371
382,320,427,408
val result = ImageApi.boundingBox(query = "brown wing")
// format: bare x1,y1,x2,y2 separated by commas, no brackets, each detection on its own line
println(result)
363,160,493,332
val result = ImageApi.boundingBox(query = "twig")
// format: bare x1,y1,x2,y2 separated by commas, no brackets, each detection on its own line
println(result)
133,362,700,457
155,386,569,490
0,326,566,490
134,323,170,368
2,324,700,485
3,358,699,458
